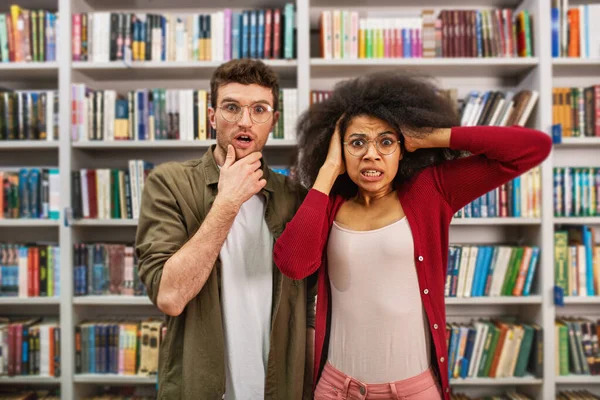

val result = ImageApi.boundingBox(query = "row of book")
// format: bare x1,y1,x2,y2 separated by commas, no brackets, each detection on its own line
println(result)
0,6,58,63
0,318,60,377
457,90,539,128
454,167,542,219
552,86,600,139
554,226,600,297
0,168,60,220
0,244,60,298
446,320,543,379
556,318,600,376
75,320,163,376
557,392,600,400
0,90,59,141
553,167,600,218
73,243,145,297
70,85,299,142
0,391,59,400
71,162,154,221
445,245,539,298
72,6,295,63
319,9,533,59
551,2,600,58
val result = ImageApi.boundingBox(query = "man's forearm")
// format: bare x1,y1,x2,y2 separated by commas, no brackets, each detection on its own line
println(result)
157,199,238,316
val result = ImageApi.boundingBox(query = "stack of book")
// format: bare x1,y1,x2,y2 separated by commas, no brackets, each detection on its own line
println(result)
556,318,600,376
552,86,600,141
0,243,60,298
553,168,600,217
554,226,600,297
0,6,58,63
557,391,600,399
0,318,61,377
319,8,533,59
0,90,59,141
446,319,543,380
75,319,164,376
71,161,154,221
451,393,532,400
73,243,145,297
70,85,298,141
445,245,539,298
0,168,60,220
72,5,296,62
551,1,600,58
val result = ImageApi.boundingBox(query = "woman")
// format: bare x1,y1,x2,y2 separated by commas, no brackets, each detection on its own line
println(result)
273,72,551,400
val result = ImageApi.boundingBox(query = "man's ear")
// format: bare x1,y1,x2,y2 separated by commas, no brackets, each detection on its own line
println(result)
208,107,217,130
271,110,280,131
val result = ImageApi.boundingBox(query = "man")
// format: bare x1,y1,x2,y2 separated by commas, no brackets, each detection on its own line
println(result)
135,59,316,400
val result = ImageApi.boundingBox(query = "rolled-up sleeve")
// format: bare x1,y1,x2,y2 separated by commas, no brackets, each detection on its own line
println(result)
135,166,188,306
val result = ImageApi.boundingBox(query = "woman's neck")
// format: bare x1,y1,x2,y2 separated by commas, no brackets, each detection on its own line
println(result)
354,185,395,207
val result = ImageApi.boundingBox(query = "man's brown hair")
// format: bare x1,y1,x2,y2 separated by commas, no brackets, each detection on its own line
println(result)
210,59,280,111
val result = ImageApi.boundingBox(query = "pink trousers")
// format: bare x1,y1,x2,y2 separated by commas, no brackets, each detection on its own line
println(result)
314,362,443,400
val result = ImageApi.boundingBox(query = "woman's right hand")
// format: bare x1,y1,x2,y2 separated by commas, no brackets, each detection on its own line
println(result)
323,116,346,176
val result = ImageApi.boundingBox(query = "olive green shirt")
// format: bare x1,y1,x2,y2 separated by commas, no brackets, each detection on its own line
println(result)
135,146,316,399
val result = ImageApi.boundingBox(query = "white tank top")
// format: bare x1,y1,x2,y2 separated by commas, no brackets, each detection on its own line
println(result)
326,217,431,383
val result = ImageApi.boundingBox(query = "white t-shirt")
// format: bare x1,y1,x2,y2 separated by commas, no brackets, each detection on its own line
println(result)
219,194,273,400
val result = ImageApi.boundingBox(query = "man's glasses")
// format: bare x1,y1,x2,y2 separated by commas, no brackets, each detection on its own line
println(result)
343,136,401,157
219,102,274,124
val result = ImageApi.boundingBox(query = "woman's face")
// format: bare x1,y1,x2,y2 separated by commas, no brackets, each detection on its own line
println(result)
342,115,403,196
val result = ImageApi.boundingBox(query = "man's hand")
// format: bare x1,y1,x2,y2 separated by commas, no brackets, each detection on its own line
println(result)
216,145,267,211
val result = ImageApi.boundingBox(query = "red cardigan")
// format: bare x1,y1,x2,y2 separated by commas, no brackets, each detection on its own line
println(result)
273,125,551,399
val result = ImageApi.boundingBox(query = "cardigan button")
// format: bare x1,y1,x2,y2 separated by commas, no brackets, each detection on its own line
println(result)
423,289,429,294
418,256,424,261
440,357,445,363
445,388,450,393
433,323,439,329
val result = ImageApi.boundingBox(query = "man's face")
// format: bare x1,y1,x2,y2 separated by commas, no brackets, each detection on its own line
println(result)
209,83,279,164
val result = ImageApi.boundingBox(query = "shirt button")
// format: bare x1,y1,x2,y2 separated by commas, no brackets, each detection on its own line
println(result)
418,256,424,261
423,289,429,294
433,323,439,329
440,357,445,363
359,386,365,395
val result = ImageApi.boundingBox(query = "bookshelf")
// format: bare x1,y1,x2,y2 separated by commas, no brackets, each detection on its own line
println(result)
1,0,599,398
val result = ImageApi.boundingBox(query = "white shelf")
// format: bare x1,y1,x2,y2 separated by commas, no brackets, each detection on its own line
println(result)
553,58,600,66
563,296,600,305
0,62,58,80
445,296,542,305
450,376,542,386
72,60,297,80
0,375,60,384
554,137,600,147
74,374,156,384
554,217,600,225
451,218,541,226
72,139,297,149
72,219,138,227
73,296,152,306
0,219,59,227
310,57,539,78
556,375,600,385
0,141,59,150
0,297,59,305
